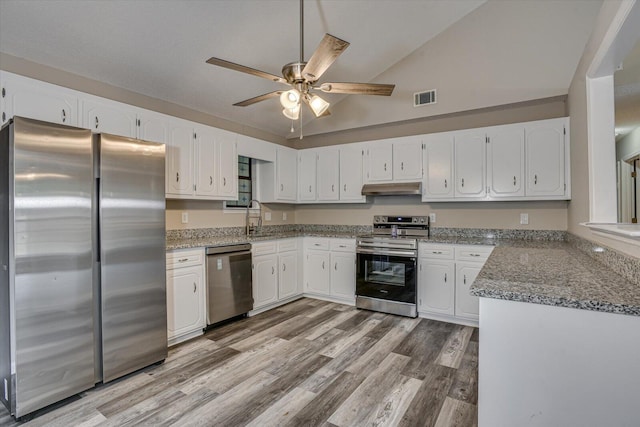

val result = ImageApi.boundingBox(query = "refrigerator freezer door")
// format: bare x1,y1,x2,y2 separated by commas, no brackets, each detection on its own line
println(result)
10,117,95,417
98,133,167,382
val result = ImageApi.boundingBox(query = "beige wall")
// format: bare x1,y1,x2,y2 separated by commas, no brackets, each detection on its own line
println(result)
296,198,568,230
166,200,296,230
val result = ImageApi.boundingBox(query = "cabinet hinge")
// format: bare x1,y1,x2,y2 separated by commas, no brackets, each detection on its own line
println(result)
632,171,637,178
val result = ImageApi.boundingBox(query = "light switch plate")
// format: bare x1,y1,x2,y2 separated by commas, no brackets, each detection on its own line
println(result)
282,212,287,221
265,212,272,221
429,213,436,223
181,212,188,224
520,213,529,225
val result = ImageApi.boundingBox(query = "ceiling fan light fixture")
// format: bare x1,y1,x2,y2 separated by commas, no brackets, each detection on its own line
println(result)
280,89,301,109
282,104,301,120
307,94,330,117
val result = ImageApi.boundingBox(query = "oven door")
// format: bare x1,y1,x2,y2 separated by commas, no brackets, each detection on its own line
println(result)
356,251,417,304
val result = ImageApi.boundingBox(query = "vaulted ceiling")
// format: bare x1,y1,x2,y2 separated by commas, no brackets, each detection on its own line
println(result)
0,0,604,139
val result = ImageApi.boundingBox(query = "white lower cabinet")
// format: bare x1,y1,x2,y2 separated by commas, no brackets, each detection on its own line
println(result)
166,249,206,346
418,243,493,324
251,239,301,312
304,238,356,303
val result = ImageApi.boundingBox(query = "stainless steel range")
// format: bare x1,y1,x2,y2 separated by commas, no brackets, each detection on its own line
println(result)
356,215,429,317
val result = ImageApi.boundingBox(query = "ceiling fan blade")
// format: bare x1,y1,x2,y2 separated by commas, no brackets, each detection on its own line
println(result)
233,91,283,107
301,34,350,82
206,57,287,84
319,82,395,96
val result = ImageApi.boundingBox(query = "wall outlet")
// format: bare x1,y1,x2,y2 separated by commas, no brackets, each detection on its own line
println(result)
282,212,287,221
181,212,188,224
429,213,436,223
265,212,272,221
520,213,529,225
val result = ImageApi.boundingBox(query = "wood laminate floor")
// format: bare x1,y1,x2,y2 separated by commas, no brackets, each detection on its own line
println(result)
0,298,479,427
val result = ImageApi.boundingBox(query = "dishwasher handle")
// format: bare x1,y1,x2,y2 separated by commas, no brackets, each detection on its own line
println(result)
206,243,251,255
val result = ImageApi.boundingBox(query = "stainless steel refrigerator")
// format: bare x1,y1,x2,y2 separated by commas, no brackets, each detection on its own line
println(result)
0,117,167,419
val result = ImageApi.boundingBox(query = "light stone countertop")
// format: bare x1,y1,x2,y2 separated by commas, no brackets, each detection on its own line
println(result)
470,240,640,317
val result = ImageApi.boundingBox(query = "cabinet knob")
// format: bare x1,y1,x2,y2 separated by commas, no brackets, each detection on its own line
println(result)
335,262,338,270
444,179,447,188
281,184,284,191
401,162,404,170
178,258,188,263
272,266,275,275
343,184,347,192
61,109,66,123
210,176,213,186
384,163,387,171
283,263,286,272
309,185,312,193
444,273,447,283
464,275,467,284
176,172,180,182
322,261,325,269
193,283,197,293
534,174,538,185
95,116,99,129
223,177,226,186
461,178,465,187
513,176,517,186
332,184,335,192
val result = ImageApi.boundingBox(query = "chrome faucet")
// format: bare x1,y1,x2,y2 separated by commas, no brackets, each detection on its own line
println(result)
246,199,262,236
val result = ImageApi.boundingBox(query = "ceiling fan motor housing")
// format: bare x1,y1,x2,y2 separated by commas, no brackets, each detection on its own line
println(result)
282,62,309,83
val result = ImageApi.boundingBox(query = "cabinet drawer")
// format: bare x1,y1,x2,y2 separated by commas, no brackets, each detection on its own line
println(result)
166,249,204,269
455,245,494,262
277,238,299,252
330,239,356,252
252,241,277,256
419,243,455,260
304,237,330,251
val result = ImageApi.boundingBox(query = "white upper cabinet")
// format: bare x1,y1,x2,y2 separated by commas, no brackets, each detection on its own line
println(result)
276,148,298,201
454,130,486,198
366,141,393,182
487,124,525,198
1,72,78,126
137,111,169,144
317,147,340,201
525,118,567,197
393,136,423,181
82,97,137,138
216,129,238,200
339,144,365,202
298,149,317,201
166,119,195,197
423,133,454,200
194,127,217,198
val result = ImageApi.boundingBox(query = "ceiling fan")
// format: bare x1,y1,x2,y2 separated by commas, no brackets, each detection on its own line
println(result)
205,0,395,129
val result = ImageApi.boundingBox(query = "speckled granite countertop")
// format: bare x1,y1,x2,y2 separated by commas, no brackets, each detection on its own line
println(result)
470,240,640,317
166,231,360,250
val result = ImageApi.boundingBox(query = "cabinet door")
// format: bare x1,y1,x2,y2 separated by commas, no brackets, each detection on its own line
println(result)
253,254,278,309
298,150,317,201
339,145,365,201
525,119,566,197
487,125,525,198
278,251,299,300
330,252,356,301
455,131,486,198
195,128,217,197
418,260,454,315
166,121,194,196
317,148,340,201
166,266,205,340
137,111,169,144
366,142,393,182
423,133,454,200
82,98,137,137
455,262,481,320
276,148,297,200
393,137,423,181
2,73,78,126
217,133,238,199
305,251,331,295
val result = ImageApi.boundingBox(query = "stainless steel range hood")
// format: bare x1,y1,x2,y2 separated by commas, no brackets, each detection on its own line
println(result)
361,182,422,196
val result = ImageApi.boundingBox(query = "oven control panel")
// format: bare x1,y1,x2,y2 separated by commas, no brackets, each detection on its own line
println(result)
373,215,429,225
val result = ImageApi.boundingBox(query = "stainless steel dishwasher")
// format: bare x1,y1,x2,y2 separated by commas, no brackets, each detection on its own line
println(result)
206,244,253,325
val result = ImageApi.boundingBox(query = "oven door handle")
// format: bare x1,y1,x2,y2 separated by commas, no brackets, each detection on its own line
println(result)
356,248,417,258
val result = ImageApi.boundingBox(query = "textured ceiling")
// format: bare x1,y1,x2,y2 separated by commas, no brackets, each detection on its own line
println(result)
0,0,605,138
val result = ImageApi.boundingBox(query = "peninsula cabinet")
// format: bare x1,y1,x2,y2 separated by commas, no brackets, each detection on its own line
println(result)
166,249,206,346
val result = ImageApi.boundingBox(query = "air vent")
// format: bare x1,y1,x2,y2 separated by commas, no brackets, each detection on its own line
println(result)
414,89,437,107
